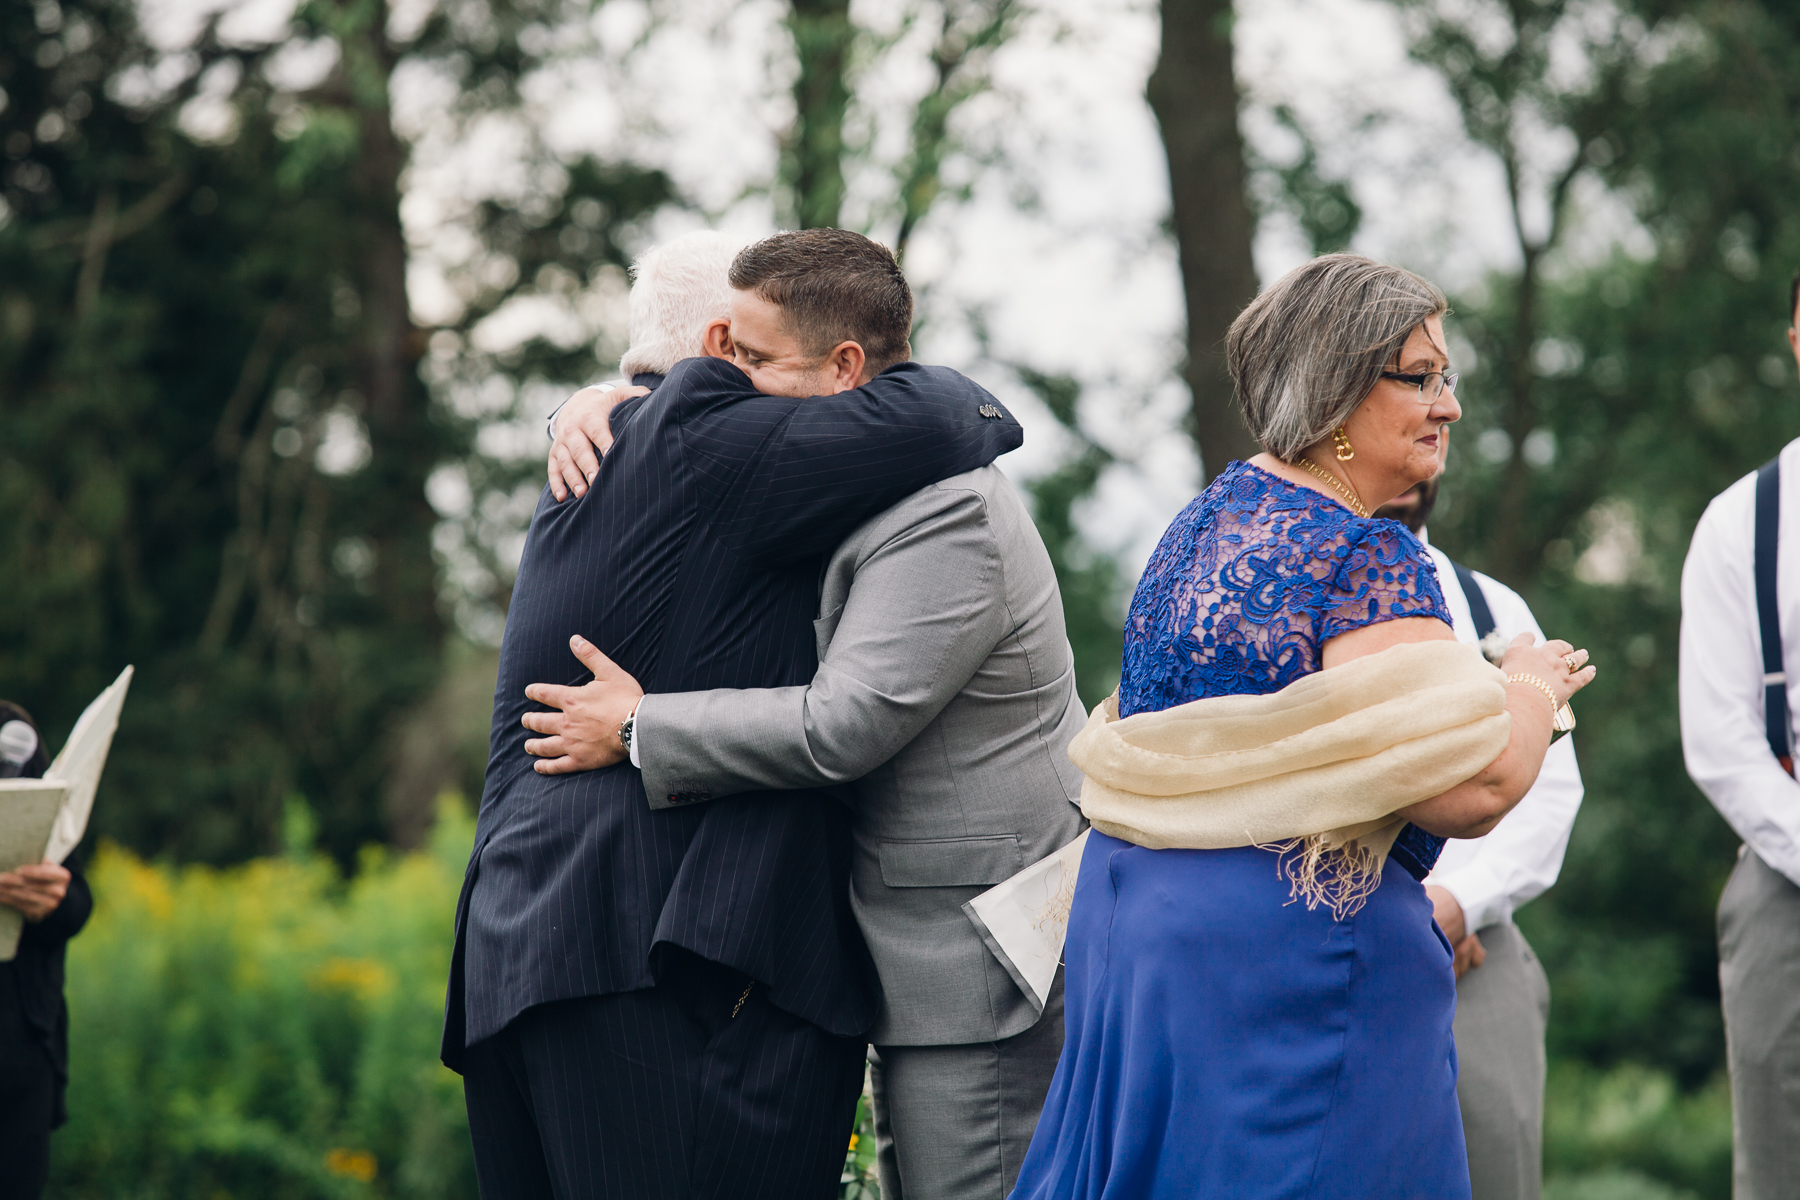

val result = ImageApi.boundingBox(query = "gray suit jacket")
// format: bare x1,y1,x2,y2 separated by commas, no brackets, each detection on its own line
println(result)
636,465,1087,1045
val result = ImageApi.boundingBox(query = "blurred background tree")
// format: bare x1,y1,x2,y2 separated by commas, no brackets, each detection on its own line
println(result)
1368,1,1800,1194
1151,0,1260,478
7,0,1800,1194
0,0,671,864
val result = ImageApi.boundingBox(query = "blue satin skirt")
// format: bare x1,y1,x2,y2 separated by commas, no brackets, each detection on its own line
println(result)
1009,833,1470,1200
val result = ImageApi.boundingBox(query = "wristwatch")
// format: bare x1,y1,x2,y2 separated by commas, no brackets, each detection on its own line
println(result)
618,709,636,756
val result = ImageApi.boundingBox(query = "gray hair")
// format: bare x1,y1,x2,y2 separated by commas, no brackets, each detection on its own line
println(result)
1226,253,1448,461
618,229,756,377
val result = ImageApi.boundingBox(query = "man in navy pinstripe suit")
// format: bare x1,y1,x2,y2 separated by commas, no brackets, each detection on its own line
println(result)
444,229,1022,1199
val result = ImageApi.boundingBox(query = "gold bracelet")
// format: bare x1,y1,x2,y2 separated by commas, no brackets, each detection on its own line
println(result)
1506,673,1560,714
1506,673,1577,734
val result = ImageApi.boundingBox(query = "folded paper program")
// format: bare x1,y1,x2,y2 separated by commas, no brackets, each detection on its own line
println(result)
0,666,133,960
964,829,1090,1010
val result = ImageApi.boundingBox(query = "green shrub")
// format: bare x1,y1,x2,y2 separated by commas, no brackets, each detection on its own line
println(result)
1543,1060,1732,1200
49,797,876,1198
50,800,479,1198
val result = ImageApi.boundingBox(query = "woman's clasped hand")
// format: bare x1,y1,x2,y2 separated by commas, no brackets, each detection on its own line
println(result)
1499,632,1596,709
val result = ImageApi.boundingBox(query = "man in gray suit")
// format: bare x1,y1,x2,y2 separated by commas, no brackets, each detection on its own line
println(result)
526,240,1086,1200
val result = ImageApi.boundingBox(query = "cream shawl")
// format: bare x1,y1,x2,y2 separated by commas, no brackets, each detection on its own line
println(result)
1068,640,1511,917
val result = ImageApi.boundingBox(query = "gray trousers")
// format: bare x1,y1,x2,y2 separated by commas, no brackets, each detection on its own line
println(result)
867,969,1064,1200
1454,920,1550,1200
1718,847,1800,1200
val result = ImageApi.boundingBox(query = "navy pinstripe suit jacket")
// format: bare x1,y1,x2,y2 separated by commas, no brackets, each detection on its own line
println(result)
443,356,1023,1068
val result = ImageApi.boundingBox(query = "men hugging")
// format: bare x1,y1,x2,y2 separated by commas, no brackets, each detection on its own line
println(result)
443,227,1086,1200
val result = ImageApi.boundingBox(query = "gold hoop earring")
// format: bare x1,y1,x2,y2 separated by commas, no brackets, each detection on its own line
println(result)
1333,428,1355,462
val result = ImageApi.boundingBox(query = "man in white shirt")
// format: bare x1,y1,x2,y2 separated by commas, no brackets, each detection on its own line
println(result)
1377,478,1585,1200
1678,273,1800,1200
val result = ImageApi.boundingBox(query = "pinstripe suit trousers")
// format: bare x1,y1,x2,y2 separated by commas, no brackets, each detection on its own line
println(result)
462,952,867,1200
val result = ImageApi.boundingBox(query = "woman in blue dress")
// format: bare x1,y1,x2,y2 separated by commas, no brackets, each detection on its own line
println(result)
1010,255,1595,1200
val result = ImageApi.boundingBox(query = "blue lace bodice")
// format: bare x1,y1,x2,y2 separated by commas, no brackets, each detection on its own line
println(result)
1119,460,1453,877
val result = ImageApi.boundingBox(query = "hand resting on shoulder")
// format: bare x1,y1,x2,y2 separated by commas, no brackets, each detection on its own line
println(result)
546,384,649,502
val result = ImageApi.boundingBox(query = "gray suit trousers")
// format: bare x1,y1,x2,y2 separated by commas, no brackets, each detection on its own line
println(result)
1718,847,1800,1200
867,969,1064,1200
1454,921,1550,1200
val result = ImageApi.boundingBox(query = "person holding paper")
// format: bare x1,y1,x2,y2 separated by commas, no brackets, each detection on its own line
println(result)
0,701,93,1200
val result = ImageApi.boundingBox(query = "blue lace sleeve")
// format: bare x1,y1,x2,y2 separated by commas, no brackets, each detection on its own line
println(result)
1116,465,1458,876
1315,521,1450,644
1319,522,1453,880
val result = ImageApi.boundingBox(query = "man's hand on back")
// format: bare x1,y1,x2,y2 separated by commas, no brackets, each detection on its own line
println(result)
547,385,649,502
522,635,647,773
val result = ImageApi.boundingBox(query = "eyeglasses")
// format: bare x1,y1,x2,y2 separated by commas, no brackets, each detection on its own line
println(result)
1380,370,1459,402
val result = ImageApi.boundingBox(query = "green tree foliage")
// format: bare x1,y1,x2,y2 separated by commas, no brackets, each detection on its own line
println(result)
0,0,673,864
1251,105,1362,256
783,0,856,229
888,0,1021,260
1414,0,1800,1096
1251,3,1800,1188
0,0,450,864
1009,367,1125,708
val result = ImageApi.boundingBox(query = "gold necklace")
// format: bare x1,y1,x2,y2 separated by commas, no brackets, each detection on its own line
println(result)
1296,457,1370,517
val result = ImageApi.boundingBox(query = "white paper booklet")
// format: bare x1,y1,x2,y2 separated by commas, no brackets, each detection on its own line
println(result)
0,666,133,960
962,828,1091,1011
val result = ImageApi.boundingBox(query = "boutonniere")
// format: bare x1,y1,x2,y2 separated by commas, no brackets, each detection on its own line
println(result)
1477,630,1510,667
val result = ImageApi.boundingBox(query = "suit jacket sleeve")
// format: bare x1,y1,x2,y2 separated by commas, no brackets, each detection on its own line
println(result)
684,359,1023,565
637,485,1008,806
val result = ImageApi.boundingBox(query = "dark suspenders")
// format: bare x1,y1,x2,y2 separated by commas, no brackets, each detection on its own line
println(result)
1450,559,1497,642
1754,457,1793,775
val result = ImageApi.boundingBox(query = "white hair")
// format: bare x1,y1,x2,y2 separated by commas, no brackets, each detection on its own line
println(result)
617,230,756,377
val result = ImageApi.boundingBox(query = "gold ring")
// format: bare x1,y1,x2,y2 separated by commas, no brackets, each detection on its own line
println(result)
1564,653,1581,673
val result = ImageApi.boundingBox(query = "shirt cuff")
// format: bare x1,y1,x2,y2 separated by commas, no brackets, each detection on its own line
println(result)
628,698,643,769
547,382,618,443
1426,861,1513,934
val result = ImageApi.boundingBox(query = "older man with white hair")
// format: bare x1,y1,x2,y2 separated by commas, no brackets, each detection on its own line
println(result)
543,229,752,500
533,230,1086,1200
447,226,1025,1200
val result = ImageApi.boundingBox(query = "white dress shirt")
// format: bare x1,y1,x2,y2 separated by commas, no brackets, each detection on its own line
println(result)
1421,536,1586,933
1680,438,1800,887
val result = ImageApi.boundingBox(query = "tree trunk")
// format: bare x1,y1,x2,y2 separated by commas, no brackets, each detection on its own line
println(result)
1148,0,1261,479
785,0,855,229
1491,245,1540,581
